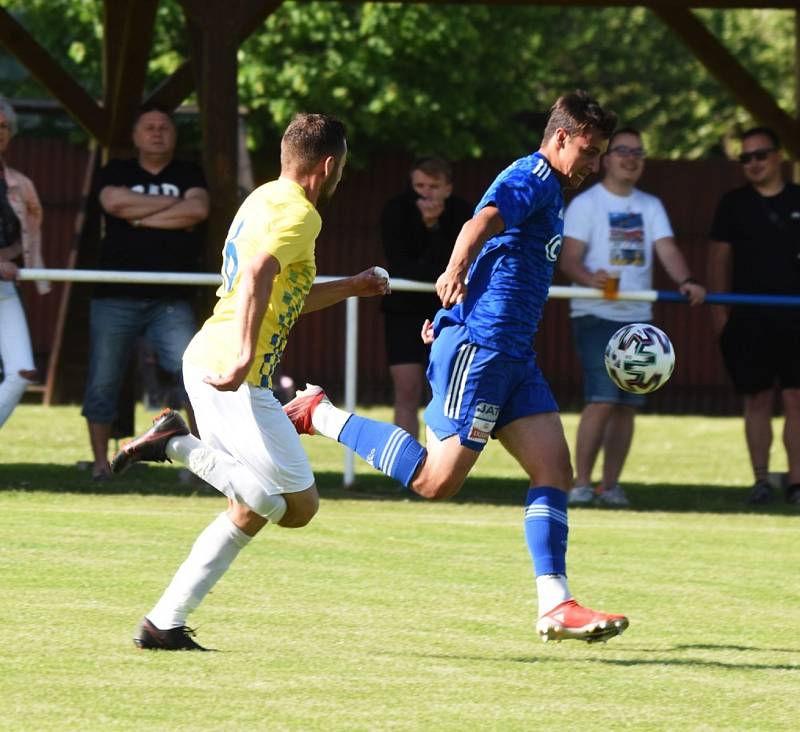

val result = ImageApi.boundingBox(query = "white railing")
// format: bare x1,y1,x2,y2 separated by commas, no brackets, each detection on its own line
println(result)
18,267,800,483
19,267,665,485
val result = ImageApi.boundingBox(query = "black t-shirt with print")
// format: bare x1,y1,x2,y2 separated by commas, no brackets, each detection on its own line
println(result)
94,157,207,299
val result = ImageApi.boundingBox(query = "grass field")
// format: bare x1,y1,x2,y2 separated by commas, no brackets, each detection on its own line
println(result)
1,404,799,731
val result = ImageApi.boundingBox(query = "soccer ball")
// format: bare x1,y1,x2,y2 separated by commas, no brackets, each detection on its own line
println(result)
604,323,675,395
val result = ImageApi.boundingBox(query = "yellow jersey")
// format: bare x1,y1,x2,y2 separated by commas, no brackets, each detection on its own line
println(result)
184,177,319,388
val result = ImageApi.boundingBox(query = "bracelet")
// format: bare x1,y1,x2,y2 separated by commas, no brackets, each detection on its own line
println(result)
680,276,698,286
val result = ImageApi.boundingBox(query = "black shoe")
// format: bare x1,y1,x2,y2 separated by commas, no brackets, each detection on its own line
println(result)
133,617,208,651
110,409,189,474
746,480,774,505
786,484,800,505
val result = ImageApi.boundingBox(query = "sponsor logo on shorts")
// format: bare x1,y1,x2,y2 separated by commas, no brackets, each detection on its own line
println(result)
468,427,490,443
469,402,499,443
475,402,500,420
366,448,376,467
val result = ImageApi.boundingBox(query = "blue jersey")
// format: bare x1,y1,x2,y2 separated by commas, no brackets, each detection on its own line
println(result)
433,152,564,359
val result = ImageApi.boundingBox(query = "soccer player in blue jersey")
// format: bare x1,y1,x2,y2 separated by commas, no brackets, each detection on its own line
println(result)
285,91,629,643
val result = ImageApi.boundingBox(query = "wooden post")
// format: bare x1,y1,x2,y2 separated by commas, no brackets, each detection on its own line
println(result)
180,0,243,277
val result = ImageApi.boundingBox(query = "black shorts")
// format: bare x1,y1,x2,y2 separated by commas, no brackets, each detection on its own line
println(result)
720,314,800,393
383,312,431,367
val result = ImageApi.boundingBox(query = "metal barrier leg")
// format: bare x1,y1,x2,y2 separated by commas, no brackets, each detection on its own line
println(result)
343,297,358,486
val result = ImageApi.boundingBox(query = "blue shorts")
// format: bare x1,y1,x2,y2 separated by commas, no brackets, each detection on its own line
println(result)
572,315,645,407
423,324,558,451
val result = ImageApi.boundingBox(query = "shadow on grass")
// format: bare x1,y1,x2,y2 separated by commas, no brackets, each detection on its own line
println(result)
1,463,798,516
404,646,799,671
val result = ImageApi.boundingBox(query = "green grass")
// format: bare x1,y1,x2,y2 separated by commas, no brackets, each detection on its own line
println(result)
1,404,799,731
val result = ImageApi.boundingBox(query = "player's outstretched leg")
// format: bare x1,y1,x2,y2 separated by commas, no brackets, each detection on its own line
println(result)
525,486,628,643
284,384,426,488
110,408,190,473
134,508,257,651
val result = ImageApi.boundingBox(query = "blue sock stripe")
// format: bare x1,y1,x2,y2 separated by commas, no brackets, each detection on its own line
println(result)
337,414,427,487
384,434,411,476
384,430,405,474
379,428,405,471
524,505,568,527
523,486,569,577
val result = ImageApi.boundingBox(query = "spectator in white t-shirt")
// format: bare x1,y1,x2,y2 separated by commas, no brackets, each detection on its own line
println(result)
559,127,705,507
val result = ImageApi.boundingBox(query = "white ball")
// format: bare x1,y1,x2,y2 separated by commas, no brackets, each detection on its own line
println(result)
372,266,390,283
604,323,675,395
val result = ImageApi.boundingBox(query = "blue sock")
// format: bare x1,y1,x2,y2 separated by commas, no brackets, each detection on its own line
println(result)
523,486,568,576
338,415,427,487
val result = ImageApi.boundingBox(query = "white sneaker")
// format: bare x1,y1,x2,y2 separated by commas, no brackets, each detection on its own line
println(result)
596,484,630,508
568,484,596,506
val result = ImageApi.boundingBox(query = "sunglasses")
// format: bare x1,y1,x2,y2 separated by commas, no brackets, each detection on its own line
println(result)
738,148,775,165
608,145,645,159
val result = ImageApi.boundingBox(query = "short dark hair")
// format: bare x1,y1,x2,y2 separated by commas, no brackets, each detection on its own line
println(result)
411,155,453,183
542,90,617,143
741,126,781,149
608,126,642,149
134,103,174,127
281,113,347,173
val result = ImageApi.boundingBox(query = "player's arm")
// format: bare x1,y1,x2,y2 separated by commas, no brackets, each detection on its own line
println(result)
203,251,280,392
302,267,391,314
99,185,179,220
654,236,705,306
436,205,505,308
707,239,732,333
559,236,609,289
137,187,210,230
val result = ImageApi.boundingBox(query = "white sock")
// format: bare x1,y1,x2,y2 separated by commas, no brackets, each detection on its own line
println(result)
147,512,251,630
166,434,287,523
310,399,351,441
536,574,572,616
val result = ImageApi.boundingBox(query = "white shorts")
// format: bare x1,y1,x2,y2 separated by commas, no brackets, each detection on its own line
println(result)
183,361,314,495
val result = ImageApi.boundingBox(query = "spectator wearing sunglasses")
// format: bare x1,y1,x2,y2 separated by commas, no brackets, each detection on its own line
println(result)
709,126,800,505
560,127,705,508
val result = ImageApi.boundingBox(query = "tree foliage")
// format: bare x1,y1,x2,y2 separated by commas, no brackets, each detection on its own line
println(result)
0,0,794,159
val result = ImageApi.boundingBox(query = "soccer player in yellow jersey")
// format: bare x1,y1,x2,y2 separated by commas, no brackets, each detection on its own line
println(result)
111,113,389,650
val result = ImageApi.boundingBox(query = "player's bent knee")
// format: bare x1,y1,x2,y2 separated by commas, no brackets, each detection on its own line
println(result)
278,484,320,528
414,474,465,501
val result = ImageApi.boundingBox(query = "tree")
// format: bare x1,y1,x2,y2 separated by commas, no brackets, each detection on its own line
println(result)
1,1,794,160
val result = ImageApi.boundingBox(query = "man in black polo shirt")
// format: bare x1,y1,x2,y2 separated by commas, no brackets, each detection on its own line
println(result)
82,105,209,480
709,126,800,504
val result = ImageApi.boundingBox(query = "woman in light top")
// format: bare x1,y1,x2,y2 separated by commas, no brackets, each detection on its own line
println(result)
0,97,50,428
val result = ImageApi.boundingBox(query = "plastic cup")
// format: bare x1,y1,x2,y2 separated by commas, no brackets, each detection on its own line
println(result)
603,270,621,299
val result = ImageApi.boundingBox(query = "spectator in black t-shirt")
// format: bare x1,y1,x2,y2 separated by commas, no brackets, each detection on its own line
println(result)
709,126,800,505
380,156,472,438
82,104,209,480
